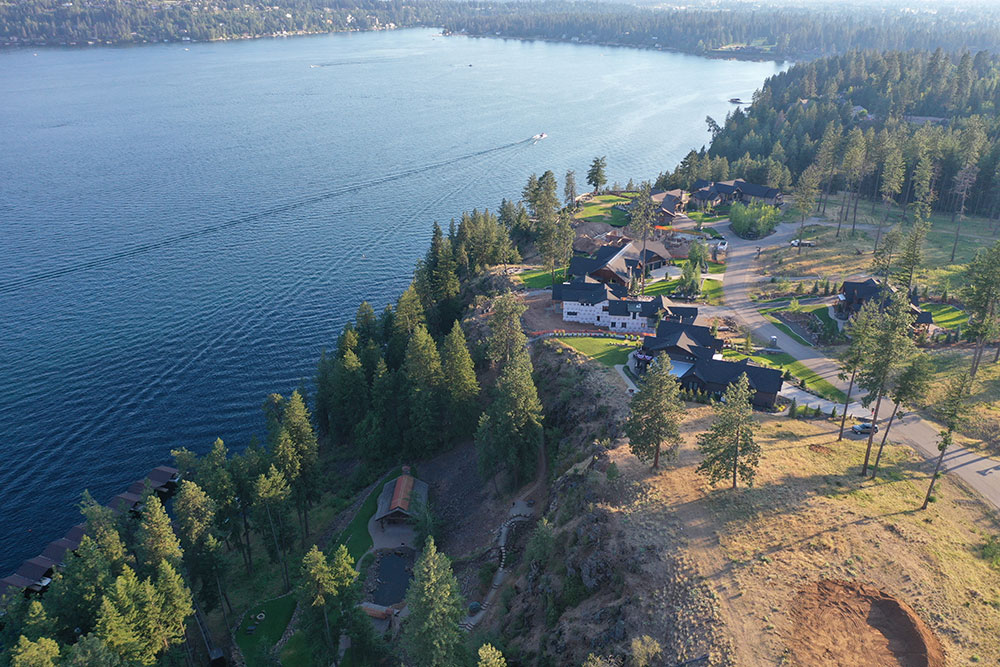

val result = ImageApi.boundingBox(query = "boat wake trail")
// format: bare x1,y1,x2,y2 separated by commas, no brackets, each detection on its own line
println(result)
0,138,533,294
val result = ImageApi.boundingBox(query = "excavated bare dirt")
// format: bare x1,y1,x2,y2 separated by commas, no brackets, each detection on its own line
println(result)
788,580,945,667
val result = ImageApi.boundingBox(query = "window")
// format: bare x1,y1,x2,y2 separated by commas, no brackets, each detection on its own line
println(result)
611,322,616,328
566,311,577,316
596,316,601,322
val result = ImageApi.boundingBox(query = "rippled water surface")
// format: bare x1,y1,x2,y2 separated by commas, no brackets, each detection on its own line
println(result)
0,29,785,571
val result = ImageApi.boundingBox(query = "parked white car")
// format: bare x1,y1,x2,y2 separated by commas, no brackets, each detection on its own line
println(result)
789,239,816,247
716,240,729,252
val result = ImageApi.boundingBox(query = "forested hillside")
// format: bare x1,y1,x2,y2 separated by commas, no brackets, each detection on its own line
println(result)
7,0,1000,55
445,3,1000,58
658,50,1000,224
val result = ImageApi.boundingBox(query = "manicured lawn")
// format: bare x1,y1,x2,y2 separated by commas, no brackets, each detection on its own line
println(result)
236,595,298,666
921,303,968,330
517,266,566,289
337,465,403,561
723,350,847,403
761,312,813,347
574,194,634,227
688,211,728,223
642,278,680,297
555,336,637,367
702,278,724,305
707,261,726,274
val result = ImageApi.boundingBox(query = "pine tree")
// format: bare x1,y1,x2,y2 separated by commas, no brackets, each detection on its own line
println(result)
254,465,292,590
477,643,507,667
696,374,761,489
963,241,1000,378
896,218,929,289
355,300,379,345
837,299,879,440
404,324,445,453
136,495,182,574
587,156,607,193
858,291,916,476
95,567,145,664
332,349,368,443
10,636,60,667
625,357,684,469
922,372,971,510
440,320,480,438
564,169,577,208
388,284,426,369
63,634,122,666
485,292,528,369
173,480,216,552
628,182,656,293
537,211,575,286
403,537,464,667
870,354,932,479
793,164,820,254
475,352,543,486
153,560,194,655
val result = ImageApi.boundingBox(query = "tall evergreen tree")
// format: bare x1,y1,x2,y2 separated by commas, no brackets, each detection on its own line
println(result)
964,241,1000,377
857,291,916,475
440,320,481,438
564,169,577,208
135,495,182,574
696,374,760,489
403,537,464,667
10,636,60,667
475,352,543,486
587,156,607,193
628,182,656,293
870,354,933,479
404,324,445,453
485,292,528,369
625,357,684,469
922,372,972,510
537,211,574,286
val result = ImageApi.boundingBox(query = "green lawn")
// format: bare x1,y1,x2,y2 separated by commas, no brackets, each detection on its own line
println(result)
707,261,726,274
517,266,566,289
280,630,311,667
643,278,680,297
702,278,724,305
723,350,847,403
688,211,728,224
555,336,637,367
337,465,403,561
921,303,969,330
236,595,298,666
761,312,813,347
575,194,633,227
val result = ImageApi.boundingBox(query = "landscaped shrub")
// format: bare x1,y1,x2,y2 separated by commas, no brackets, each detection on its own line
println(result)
729,201,780,239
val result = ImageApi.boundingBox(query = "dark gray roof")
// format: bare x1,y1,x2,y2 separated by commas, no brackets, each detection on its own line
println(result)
683,358,784,395
734,180,781,199
553,276,627,304
643,321,723,356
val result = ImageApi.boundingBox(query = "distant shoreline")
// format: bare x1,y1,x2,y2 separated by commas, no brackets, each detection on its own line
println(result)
3,23,791,65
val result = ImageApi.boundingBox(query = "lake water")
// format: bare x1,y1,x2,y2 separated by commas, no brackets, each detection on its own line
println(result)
0,28,784,572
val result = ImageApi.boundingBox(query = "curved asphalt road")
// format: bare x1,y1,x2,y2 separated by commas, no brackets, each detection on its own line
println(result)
708,219,1000,512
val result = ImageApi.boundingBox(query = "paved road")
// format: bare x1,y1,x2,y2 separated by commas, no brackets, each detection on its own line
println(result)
708,219,1000,512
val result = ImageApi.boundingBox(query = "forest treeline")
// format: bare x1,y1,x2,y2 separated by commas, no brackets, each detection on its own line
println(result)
6,0,1000,55
444,3,1000,58
656,50,1000,232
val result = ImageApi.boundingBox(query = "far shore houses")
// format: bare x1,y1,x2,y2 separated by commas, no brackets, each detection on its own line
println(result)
690,178,783,209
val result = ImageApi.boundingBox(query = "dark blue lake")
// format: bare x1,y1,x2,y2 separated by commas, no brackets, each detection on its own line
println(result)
0,28,784,572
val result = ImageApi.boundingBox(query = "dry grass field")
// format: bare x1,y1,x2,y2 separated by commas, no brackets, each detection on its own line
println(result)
610,408,1000,666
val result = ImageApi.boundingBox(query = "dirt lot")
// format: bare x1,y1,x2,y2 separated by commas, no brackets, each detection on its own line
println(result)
609,408,1000,666
522,289,598,334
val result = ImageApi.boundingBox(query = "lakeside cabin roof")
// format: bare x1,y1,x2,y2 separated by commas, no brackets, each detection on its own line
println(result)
374,471,429,523
42,538,77,566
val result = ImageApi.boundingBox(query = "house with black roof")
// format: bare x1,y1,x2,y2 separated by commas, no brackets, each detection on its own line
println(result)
634,321,783,408
690,179,783,208
836,277,934,327
567,239,677,287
